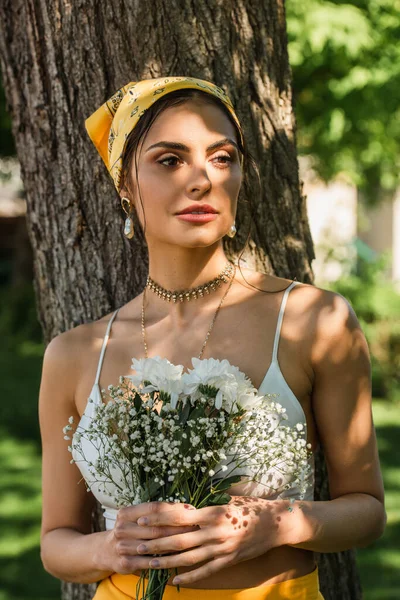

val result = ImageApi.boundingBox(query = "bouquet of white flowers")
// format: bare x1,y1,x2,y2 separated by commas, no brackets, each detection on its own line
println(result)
65,356,312,600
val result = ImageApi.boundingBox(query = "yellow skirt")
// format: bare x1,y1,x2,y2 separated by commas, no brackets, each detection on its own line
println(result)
93,567,324,599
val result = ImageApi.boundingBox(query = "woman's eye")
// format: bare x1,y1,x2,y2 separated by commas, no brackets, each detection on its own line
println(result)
213,154,232,167
158,156,180,167
157,154,233,168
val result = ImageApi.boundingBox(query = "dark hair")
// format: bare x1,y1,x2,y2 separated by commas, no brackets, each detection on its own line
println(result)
120,88,293,294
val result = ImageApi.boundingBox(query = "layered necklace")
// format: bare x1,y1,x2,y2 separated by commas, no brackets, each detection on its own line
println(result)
142,259,237,360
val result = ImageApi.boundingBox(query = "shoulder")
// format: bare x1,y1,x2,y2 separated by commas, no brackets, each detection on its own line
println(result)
42,309,119,388
285,280,368,372
290,279,363,356
250,270,366,361
243,268,355,318
256,272,359,328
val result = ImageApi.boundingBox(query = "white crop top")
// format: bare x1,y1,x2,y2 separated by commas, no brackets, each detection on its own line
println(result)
72,280,315,530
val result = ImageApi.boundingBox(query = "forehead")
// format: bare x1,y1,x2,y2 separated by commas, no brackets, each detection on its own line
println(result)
143,99,238,146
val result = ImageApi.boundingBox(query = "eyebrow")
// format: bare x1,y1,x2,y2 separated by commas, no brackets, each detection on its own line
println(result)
145,137,239,153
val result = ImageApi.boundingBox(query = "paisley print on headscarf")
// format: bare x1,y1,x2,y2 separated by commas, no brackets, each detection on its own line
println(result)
85,76,244,193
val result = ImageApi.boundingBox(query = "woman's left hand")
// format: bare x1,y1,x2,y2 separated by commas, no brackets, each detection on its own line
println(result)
133,496,301,585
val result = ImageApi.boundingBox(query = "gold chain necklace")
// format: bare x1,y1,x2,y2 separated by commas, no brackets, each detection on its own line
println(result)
146,260,234,303
141,263,237,360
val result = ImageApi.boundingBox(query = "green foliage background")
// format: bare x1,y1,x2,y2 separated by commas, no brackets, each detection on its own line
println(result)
287,0,400,202
326,255,400,401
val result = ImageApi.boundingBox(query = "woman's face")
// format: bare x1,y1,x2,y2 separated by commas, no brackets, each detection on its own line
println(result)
123,99,243,249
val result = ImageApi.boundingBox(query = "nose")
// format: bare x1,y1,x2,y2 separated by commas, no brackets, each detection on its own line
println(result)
186,163,212,196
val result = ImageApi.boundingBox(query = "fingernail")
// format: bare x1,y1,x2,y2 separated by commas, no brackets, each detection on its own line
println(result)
184,504,196,510
137,517,149,525
173,577,181,585
149,559,160,567
137,544,148,553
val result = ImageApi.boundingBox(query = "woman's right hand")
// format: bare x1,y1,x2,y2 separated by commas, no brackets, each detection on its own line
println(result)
98,504,199,575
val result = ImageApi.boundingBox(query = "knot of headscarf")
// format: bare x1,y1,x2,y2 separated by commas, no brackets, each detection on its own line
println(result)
85,76,244,194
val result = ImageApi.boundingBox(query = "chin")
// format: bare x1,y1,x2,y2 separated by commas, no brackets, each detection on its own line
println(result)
165,227,225,246
179,238,220,249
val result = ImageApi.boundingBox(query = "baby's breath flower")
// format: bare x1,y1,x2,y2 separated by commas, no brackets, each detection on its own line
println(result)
64,356,312,530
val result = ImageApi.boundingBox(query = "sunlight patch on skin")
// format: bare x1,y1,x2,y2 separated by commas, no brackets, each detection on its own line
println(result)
224,497,268,531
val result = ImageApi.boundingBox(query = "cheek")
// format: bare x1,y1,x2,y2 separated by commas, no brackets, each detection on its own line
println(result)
138,167,180,203
221,167,242,192
134,193,172,232
222,173,242,211
133,172,163,222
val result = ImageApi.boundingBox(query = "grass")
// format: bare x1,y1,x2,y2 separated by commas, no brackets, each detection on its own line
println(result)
0,435,60,600
0,336,60,600
0,333,399,599
356,400,400,600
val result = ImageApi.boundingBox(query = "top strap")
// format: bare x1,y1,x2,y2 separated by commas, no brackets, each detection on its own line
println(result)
94,308,120,386
271,281,300,362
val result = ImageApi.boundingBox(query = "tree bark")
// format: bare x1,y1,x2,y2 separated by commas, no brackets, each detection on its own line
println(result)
0,0,362,598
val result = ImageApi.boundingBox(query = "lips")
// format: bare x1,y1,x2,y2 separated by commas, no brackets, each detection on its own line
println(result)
176,204,218,215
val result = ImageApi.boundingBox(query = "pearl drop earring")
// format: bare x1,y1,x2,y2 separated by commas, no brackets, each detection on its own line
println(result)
227,222,237,238
121,197,135,239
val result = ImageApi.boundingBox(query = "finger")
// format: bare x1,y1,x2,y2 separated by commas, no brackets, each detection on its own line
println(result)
146,543,223,571
136,528,208,556
171,555,232,585
137,504,218,528
137,524,199,540
115,554,156,575
113,538,182,557
114,521,197,541
117,501,196,525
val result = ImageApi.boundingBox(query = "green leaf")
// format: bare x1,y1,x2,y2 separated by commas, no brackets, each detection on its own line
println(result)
211,475,242,492
142,479,161,502
173,429,190,454
180,436,191,453
188,405,205,422
207,492,232,506
178,401,191,425
134,394,142,411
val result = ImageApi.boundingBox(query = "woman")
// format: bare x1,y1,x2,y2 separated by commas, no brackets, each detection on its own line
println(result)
39,77,386,599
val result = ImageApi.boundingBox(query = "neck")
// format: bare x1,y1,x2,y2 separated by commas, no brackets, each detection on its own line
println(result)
145,244,236,323
147,243,231,291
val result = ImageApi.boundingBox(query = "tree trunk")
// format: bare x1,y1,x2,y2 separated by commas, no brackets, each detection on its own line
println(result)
0,0,362,598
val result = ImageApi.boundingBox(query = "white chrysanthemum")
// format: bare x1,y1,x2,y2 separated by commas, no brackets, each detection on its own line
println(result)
181,357,258,410
125,356,185,408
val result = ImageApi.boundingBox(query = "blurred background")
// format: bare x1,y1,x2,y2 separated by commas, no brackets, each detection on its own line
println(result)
0,1,399,598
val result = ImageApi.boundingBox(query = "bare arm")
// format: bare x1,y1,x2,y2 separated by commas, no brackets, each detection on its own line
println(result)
39,327,195,584
284,289,386,552
39,329,114,582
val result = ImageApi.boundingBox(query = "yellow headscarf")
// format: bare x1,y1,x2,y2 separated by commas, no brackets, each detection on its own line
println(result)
85,76,244,194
